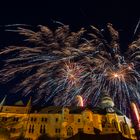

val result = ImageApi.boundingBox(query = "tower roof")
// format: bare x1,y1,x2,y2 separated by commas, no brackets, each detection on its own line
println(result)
14,100,24,106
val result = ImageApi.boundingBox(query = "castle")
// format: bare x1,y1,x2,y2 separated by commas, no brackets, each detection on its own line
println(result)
0,94,138,140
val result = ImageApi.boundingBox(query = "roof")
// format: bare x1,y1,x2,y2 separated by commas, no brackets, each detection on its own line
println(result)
14,100,24,106
35,105,123,115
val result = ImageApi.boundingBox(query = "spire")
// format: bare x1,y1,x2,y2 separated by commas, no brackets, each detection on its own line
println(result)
26,97,32,107
26,97,32,113
0,95,7,106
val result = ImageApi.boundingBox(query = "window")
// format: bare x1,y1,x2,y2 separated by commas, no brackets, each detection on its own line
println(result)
78,119,80,122
78,128,83,132
43,125,46,133
13,117,19,122
2,117,7,121
28,125,34,133
42,117,47,122
56,118,58,122
120,122,127,135
10,128,16,133
40,125,42,133
55,128,61,133
40,125,46,134
31,117,33,121
102,120,106,128
29,125,31,133
45,118,47,122
32,125,34,133
112,120,118,129
42,118,44,122
30,117,36,122
67,127,73,136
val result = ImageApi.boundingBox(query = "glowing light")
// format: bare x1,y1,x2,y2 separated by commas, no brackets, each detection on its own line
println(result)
75,95,84,107
113,73,119,78
131,102,140,129
128,66,132,70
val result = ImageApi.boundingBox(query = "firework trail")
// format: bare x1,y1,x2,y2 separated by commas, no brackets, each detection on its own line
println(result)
0,23,140,116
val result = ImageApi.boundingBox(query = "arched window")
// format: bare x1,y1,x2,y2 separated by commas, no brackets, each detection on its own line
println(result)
30,117,33,121
45,118,47,122
120,122,127,135
102,117,107,128
40,125,43,134
43,125,46,134
112,120,118,129
32,125,34,133
67,126,73,136
29,125,32,133
42,118,44,122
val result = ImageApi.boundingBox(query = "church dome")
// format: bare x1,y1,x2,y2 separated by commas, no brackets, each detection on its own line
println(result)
98,90,115,109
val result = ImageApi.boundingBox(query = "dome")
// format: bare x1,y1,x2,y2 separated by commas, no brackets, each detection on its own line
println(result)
100,91,115,109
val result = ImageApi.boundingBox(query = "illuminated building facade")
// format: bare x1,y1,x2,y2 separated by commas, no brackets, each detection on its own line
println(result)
0,95,138,140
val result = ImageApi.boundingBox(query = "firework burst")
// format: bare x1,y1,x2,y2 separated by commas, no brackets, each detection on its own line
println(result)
0,23,140,115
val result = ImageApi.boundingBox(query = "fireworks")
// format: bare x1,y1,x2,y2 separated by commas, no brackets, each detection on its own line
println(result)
0,23,140,116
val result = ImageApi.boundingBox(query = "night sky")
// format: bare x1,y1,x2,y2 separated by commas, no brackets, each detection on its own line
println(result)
0,0,139,106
